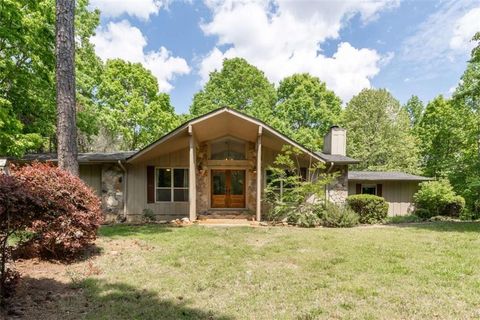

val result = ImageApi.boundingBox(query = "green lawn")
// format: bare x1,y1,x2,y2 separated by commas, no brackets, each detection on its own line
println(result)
35,223,480,319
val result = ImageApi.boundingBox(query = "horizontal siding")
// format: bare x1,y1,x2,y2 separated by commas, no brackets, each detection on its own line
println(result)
126,148,189,217
348,181,419,216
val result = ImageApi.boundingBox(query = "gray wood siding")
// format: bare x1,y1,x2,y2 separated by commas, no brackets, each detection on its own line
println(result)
79,164,102,196
348,181,419,216
126,148,189,219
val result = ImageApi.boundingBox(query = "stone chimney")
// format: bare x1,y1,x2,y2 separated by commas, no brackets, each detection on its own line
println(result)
323,126,346,156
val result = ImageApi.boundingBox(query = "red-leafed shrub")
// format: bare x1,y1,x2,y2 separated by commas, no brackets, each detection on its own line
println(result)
0,174,43,301
12,162,102,260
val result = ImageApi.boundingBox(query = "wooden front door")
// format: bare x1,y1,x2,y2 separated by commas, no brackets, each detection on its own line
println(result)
211,170,246,208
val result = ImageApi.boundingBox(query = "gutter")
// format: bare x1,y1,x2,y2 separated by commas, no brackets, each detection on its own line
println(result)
117,160,128,220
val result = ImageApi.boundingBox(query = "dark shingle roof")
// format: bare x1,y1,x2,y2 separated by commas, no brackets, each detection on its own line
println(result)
348,171,432,181
12,151,136,164
315,152,360,164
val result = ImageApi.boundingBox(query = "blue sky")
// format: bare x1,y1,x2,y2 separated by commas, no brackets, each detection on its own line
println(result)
90,0,480,114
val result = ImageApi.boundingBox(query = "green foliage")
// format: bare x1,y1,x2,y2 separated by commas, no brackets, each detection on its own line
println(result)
190,58,277,121
264,146,332,226
275,73,342,149
403,95,424,128
0,0,56,154
142,208,156,222
346,194,388,224
0,0,104,155
342,89,420,173
386,214,422,224
413,179,465,218
417,96,475,177
318,203,359,228
98,59,180,150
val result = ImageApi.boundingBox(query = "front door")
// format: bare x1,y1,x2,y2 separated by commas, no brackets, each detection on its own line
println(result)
211,170,246,208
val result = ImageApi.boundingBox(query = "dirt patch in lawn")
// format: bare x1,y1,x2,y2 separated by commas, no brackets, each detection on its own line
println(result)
4,258,88,319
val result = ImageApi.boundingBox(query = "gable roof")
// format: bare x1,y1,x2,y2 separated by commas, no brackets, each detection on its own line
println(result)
128,107,328,163
348,171,432,181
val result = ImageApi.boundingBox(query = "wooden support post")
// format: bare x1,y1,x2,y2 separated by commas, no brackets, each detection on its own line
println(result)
188,125,197,221
256,126,263,221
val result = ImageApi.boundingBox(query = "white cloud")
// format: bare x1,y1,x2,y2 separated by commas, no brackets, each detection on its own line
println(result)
198,0,398,102
91,20,190,92
402,1,480,63
450,7,480,51
90,0,167,20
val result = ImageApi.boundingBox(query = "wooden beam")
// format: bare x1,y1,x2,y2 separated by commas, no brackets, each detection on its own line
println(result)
188,125,197,221
256,126,263,221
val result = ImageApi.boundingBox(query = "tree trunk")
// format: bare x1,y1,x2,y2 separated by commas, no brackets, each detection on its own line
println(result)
56,0,78,175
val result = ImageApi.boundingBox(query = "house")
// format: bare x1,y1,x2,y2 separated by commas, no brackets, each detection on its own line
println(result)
9,107,431,222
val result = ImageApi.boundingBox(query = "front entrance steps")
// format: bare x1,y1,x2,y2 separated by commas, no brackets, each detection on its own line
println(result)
197,219,257,226
197,209,254,220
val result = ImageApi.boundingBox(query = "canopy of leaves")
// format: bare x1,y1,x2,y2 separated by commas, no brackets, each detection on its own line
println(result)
0,0,56,155
342,88,420,173
275,73,342,149
0,0,102,156
403,95,424,128
190,58,277,121
97,59,179,150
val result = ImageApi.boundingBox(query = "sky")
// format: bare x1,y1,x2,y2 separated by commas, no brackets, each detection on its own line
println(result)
89,0,480,114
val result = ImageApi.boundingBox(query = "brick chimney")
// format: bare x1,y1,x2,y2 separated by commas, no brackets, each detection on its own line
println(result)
323,126,346,156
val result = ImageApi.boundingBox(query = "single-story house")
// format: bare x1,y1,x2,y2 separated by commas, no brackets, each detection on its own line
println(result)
6,107,431,222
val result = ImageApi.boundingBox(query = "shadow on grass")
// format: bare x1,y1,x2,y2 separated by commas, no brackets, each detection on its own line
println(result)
392,221,480,233
6,276,233,320
99,224,175,238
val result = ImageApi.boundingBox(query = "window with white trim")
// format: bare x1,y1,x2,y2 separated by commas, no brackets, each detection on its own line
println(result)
156,168,189,202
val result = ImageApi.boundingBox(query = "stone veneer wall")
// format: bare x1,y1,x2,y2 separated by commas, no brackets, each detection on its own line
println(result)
195,141,257,215
327,165,348,204
101,163,125,222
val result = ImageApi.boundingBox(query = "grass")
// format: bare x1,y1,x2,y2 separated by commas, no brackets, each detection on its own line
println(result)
33,223,480,319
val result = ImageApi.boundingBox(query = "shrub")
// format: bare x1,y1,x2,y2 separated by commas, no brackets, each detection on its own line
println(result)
12,162,103,260
319,203,359,228
346,194,388,224
0,174,44,301
142,208,156,222
386,214,422,224
286,204,322,228
413,179,465,218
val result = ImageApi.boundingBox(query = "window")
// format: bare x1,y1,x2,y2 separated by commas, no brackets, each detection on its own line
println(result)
156,168,188,202
361,184,377,195
210,137,246,160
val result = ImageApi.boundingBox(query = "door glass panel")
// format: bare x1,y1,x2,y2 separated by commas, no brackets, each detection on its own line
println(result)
230,170,245,195
212,171,226,195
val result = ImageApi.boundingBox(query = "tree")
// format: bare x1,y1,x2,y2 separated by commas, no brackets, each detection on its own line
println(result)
98,60,179,150
274,74,342,149
56,0,78,175
342,88,420,173
403,95,424,128
417,95,473,177
190,58,277,121
0,0,56,155
75,0,103,151
0,0,102,156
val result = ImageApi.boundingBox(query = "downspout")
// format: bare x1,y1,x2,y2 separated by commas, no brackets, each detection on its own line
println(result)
325,162,335,202
118,160,127,220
